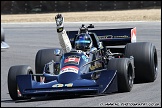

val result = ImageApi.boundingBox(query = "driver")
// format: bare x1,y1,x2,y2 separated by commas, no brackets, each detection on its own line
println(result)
55,14,96,54
74,33,93,53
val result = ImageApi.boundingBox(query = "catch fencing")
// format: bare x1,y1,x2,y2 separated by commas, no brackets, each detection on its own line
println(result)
1,1,161,14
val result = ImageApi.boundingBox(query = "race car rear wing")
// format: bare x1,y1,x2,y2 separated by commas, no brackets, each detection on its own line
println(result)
66,27,136,46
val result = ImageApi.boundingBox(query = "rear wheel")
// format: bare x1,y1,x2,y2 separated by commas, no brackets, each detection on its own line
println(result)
107,58,134,92
125,42,158,83
8,65,33,100
35,48,62,81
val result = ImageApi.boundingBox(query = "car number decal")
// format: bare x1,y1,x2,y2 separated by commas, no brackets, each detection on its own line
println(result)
64,55,80,65
52,83,73,88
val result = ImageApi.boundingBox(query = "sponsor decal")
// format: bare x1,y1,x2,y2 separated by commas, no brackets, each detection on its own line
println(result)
52,84,63,87
82,55,89,62
64,55,80,65
98,35,113,40
52,83,73,88
98,35,128,40
65,83,73,87
60,66,79,74
131,27,136,43
90,62,102,70
17,86,22,97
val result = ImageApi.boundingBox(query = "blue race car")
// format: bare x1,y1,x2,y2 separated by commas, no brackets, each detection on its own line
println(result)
8,24,158,100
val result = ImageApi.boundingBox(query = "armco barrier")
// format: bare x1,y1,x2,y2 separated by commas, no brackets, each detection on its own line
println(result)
1,1,161,14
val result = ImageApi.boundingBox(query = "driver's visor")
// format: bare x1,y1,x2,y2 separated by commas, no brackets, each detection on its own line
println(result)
75,40,91,44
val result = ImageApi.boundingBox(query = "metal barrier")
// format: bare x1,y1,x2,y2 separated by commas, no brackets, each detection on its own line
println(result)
1,1,161,14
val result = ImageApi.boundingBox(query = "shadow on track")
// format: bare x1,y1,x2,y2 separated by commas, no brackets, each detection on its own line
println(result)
1,93,117,103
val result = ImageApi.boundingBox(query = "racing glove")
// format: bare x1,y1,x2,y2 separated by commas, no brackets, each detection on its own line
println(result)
55,14,64,33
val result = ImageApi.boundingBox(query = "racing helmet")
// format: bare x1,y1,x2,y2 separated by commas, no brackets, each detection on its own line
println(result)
74,33,93,51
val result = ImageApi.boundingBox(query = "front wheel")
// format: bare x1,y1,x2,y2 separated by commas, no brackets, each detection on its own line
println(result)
35,48,62,81
8,65,33,100
107,58,135,92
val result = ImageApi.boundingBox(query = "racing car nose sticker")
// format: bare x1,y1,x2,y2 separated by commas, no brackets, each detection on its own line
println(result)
64,56,80,65
60,66,79,74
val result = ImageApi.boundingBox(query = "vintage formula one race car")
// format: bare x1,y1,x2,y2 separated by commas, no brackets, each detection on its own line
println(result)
8,24,158,100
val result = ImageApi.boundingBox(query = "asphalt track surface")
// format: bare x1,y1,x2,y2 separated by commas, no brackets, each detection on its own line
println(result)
1,22,161,107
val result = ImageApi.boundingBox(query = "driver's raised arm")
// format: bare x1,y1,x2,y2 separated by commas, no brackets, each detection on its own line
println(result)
55,14,72,53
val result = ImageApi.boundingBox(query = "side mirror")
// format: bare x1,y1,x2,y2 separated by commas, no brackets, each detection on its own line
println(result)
53,49,62,56
90,47,97,54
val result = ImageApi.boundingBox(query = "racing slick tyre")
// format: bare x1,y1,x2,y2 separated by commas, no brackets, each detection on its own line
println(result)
8,65,33,100
124,42,158,83
35,48,62,81
107,58,134,92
